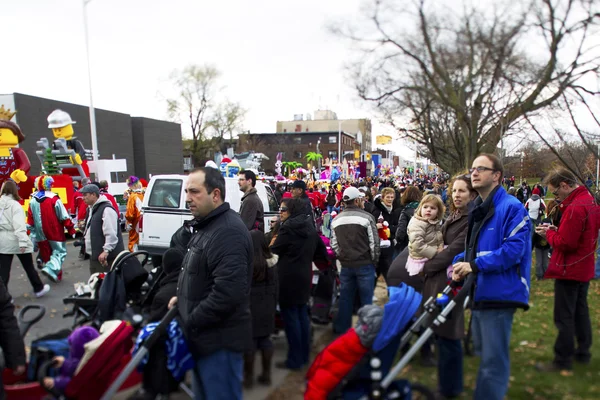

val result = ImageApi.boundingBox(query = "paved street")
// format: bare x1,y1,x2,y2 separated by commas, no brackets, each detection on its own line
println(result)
6,235,320,400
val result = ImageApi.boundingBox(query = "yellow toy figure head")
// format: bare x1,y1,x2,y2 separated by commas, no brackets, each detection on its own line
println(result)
0,120,25,148
47,109,76,140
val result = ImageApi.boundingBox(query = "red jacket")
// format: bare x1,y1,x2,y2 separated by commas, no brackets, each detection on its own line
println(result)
545,186,599,282
305,328,368,400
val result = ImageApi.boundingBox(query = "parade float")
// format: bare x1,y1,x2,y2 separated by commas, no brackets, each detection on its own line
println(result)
0,106,128,214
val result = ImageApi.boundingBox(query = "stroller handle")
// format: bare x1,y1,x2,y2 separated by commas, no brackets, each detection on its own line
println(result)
111,250,150,271
100,306,179,400
38,358,64,399
17,305,46,338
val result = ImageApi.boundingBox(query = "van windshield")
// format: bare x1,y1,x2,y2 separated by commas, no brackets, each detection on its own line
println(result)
148,179,182,208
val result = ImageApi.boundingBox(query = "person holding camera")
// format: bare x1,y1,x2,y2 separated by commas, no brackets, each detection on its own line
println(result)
536,169,597,372
80,184,124,274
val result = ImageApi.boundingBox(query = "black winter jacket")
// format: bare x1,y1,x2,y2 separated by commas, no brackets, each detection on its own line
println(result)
395,202,419,251
177,203,253,358
169,219,195,253
371,198,402,260
271,214,328,307
250,256,278,338
0,280,25,400
149,270,179,322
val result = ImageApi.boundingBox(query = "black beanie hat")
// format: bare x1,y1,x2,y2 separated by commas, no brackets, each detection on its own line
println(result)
162,248,185,275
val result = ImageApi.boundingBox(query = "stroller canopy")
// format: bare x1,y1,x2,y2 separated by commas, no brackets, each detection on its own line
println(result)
372,284,422,352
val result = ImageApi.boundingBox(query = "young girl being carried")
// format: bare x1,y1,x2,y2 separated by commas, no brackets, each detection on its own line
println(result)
405,194,445,276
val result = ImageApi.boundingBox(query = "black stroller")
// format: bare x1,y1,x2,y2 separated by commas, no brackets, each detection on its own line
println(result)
306,274,476,399
62,250,162,329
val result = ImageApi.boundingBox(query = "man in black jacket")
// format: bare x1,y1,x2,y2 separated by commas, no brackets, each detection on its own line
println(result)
238,170,264,231
168,167,252,400
291,180,314,224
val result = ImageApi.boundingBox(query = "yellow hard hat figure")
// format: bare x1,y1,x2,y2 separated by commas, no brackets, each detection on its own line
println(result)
0,105,30,185
47,110,90,177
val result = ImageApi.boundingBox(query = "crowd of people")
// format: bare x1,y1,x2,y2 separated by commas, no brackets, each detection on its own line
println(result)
0,154,597,400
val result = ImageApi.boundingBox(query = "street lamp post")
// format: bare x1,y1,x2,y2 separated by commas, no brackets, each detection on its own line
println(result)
83,0,99,162
338,120,342,163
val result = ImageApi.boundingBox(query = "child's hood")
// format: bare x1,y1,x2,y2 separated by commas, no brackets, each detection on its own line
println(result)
68,326,100,360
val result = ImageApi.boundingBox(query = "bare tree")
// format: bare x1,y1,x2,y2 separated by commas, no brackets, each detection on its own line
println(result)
209,101,248,145
166,65,247,165
334,0,600,174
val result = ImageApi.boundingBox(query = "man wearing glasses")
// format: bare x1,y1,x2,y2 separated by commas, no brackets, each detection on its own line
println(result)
535,168,597,373
451,153,531,400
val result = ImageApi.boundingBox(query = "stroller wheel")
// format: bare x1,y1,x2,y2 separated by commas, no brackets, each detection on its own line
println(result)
410,383,436,400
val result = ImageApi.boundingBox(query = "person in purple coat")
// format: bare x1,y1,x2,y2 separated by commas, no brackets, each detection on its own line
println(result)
42,326,100,393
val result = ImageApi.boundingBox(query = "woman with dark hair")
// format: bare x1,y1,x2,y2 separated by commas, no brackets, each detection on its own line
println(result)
244,230,278,387
0,181,49,297
395,186,423,253
326,187,337,214
371,187,402,282
271,198,328,370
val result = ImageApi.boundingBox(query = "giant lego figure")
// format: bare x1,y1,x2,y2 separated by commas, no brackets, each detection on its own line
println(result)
0,105,30,188
27,175,76,282
125,176,144,252
47,109,90,177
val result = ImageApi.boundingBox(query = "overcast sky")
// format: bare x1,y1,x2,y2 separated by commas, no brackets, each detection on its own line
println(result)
6,0,598,164
5,0,398,142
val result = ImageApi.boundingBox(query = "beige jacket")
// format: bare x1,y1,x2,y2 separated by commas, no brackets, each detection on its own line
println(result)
407,215,443,260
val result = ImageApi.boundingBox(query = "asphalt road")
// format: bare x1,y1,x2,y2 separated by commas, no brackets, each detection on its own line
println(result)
6,235,318,400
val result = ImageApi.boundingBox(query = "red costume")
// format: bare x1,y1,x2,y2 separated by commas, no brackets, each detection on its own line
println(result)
305,329,368,400
0,147,30,188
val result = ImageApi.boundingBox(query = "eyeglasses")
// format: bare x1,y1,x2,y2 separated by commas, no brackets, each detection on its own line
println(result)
469,166,496,174
270,220,278,225
279,207,289,212
552,187,560,197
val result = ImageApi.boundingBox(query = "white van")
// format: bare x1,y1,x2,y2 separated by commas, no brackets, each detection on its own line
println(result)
138,174,279,262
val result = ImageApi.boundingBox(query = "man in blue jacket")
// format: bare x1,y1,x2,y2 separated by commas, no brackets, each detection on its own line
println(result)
452,153,531,400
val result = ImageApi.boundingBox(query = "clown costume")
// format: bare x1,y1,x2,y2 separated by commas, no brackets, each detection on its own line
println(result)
27,176,76,282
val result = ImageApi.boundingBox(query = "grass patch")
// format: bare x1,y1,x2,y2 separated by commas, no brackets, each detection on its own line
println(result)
404,278,600,400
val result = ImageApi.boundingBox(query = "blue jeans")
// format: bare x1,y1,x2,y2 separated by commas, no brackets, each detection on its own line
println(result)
280,304,310,369
472,309,516,400
437,337,463,397
333,265,376,334
191,349,243,400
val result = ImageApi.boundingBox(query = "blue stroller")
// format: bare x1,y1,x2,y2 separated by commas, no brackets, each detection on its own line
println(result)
306,275,475,400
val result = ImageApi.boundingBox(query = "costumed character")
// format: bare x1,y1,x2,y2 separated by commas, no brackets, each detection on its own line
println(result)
275,153,284,181
42,326,100,394
219,157,231,177
330,166,341,183
125,176,144,252
226,158,240,177
0,106,31,187
377,214,391,248
27,175,76,282
320,166,331,181
47,109,89,178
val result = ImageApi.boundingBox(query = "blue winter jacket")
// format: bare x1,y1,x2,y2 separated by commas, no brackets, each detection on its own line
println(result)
454,186,531,308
